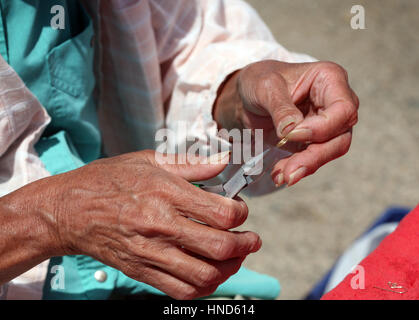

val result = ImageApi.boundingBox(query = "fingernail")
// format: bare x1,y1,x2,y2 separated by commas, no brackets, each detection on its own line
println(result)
278,116,297,137
288,167,307,186
287,128,312,141
208,151,230,164
274,173,284,187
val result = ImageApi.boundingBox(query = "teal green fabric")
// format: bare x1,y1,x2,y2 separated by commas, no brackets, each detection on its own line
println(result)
42,256,280,300
43,256,280,300
112,264,281,300
1,0,280,300
1,0,100,164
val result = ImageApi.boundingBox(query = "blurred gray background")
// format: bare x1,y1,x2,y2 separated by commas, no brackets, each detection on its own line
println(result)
240,0,419,299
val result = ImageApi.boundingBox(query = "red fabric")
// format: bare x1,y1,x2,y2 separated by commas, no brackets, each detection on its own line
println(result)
322,203,419,300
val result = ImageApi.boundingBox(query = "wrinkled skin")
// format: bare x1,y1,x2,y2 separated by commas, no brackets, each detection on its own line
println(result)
1,60,359,301
1,151,260,300
214,60,359,186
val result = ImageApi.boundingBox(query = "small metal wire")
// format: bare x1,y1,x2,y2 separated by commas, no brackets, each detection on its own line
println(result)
276,137,288,148
373,282,407,294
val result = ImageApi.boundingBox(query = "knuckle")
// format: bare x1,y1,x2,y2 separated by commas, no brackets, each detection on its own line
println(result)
342,101,357,120
257,72,286,95
260,70,284,85
134,213,160,237
135,204,177,238
215,201,248,229
303,146,322,175
212,234,235,260
215,203,237,229
195,264,220,287
272,104,298,122
320,61,348,79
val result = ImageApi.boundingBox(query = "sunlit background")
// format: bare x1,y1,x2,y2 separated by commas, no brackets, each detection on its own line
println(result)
240,0,419,299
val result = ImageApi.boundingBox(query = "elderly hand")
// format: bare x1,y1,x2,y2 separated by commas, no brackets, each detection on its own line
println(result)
214,60,359,187
3,150,260,300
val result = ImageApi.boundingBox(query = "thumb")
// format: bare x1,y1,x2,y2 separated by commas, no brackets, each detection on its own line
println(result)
271,98,305,139
262,77,304,139
153,150,230,181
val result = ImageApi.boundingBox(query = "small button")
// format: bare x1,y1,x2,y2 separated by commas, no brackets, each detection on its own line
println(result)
94,270,107,283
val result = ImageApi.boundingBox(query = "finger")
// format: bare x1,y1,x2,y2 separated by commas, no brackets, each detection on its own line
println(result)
173,215,262,261
138,266,219,300
173,183,249,230
153,151,231,181
152,246,245,288
289,95,358,143
145,150,249,230
287,65,359,143
239,66,304,138
271,131,352,186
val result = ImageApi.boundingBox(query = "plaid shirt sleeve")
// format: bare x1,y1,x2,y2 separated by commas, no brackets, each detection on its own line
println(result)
154,0,316,152
0,55,51,197
0,55,51,300
91,0,315,155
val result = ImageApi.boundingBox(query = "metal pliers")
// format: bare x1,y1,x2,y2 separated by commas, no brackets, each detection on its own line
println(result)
194,138,288,198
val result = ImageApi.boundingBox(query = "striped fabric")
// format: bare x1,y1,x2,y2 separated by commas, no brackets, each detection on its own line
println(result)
0,0,314,299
